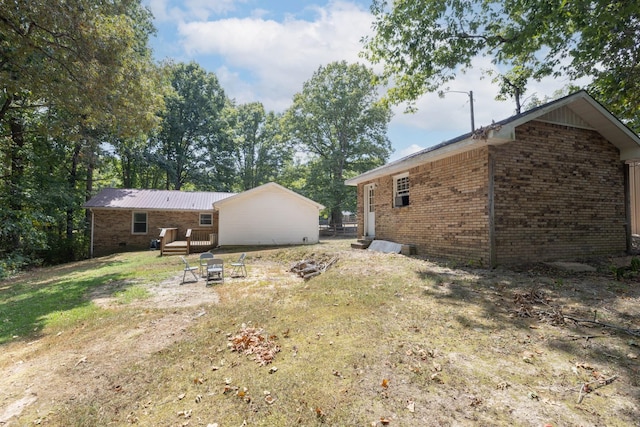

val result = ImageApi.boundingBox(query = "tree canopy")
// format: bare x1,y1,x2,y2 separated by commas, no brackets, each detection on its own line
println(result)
0,0,161,132
152,61,231,191
363,0,640,128
285,61,392,225
225,101,292,192
0,0,162,271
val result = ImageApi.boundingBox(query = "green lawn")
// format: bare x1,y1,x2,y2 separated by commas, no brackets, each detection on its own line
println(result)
1,241,638,426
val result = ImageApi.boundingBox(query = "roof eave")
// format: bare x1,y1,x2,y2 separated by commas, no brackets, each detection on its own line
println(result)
346,136,508,185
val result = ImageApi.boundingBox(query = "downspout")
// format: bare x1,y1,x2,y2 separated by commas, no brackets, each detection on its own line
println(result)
624,163,632,253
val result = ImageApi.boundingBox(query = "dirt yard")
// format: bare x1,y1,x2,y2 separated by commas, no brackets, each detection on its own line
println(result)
1,243,639,426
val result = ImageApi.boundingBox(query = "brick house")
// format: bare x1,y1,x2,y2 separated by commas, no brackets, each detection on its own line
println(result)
84,183,324,257
84,188,233,256
345,91,640,266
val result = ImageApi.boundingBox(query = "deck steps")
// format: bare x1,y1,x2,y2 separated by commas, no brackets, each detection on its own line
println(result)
161,246,188,256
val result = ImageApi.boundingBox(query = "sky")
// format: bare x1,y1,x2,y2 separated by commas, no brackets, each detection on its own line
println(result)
145,0,584,161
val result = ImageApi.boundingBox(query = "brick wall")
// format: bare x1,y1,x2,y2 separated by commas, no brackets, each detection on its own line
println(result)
91,209,217,255
359,147,491,264
492,121,627,263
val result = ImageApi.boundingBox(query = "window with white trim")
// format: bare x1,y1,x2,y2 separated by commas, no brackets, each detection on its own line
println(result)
199,213,213,227
132,212,148,234
393,173,410,207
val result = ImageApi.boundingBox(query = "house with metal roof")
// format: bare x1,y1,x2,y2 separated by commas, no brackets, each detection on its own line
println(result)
84,188,234,256
345,91,640,266
84,183,324,256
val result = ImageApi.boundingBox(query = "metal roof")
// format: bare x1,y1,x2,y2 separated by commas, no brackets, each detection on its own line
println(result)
84,188,235,211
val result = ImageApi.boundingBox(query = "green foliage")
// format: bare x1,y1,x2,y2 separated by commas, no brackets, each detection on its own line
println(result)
224,101,293,191
152,61,233,190
0,0,163,270
364,0,640,128
0,0,161,131
610,257,640,280
284,61,392,224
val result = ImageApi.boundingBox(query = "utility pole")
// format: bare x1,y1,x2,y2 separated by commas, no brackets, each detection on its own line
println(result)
443,90,475,132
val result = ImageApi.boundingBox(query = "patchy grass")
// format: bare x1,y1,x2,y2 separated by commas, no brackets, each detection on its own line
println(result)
1,240,639,426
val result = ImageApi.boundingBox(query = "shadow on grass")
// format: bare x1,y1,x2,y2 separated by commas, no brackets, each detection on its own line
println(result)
0,271,126,345
416,261,640,412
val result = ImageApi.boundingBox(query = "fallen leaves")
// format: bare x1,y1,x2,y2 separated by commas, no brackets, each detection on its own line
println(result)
228,325,281,366
511,288,565,325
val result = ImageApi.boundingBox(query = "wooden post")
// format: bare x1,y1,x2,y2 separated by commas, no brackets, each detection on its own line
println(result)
186,228,192,255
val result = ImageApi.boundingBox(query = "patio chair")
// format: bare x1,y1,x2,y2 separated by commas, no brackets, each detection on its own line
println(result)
206,258,224,286
230,253,247,277
180,256,199,284
199,252,215,276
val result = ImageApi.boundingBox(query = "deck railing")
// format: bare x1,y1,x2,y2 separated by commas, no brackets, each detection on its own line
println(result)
188,229,217,247
158,228,178,256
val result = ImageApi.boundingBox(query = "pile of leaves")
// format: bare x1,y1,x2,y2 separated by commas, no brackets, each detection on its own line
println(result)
228,326,280,366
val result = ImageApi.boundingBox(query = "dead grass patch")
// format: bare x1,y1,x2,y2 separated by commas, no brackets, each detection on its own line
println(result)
1,240,639,426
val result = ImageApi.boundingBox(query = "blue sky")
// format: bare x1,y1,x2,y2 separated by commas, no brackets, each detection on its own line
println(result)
145,0,584,161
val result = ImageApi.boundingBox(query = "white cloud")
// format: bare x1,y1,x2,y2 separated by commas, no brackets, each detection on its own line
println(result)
389,55,591,138
147,0,592,156
176,1,373,110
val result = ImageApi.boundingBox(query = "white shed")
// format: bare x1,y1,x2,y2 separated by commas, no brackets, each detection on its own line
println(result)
213,182,324,246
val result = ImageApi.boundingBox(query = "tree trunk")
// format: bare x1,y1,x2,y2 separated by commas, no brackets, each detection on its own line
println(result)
66,142,82,247
7,116,26,248
85,140,95,249
329,207,343,228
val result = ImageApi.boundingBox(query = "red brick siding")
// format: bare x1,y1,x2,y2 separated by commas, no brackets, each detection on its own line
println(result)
91,209,217,255
359,147,491,263
492,121,626,263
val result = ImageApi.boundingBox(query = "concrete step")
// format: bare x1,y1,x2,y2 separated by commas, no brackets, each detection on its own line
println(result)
351,240,371,250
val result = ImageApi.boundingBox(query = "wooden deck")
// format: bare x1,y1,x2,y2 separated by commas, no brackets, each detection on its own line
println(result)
159,228,217,256
162,240,215,255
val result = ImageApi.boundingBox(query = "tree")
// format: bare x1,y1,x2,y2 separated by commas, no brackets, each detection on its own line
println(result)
153,61,231,191
0,0,160,128
285,61,392,226
225,102,292,191
363,0,640,128
0,0,162,269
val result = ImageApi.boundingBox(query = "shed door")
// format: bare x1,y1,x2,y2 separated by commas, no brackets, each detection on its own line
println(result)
365,184,375,237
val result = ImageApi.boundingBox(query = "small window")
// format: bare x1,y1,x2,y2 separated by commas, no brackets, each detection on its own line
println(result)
132,212,148,234
199,213,213,227
394,173,410,207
